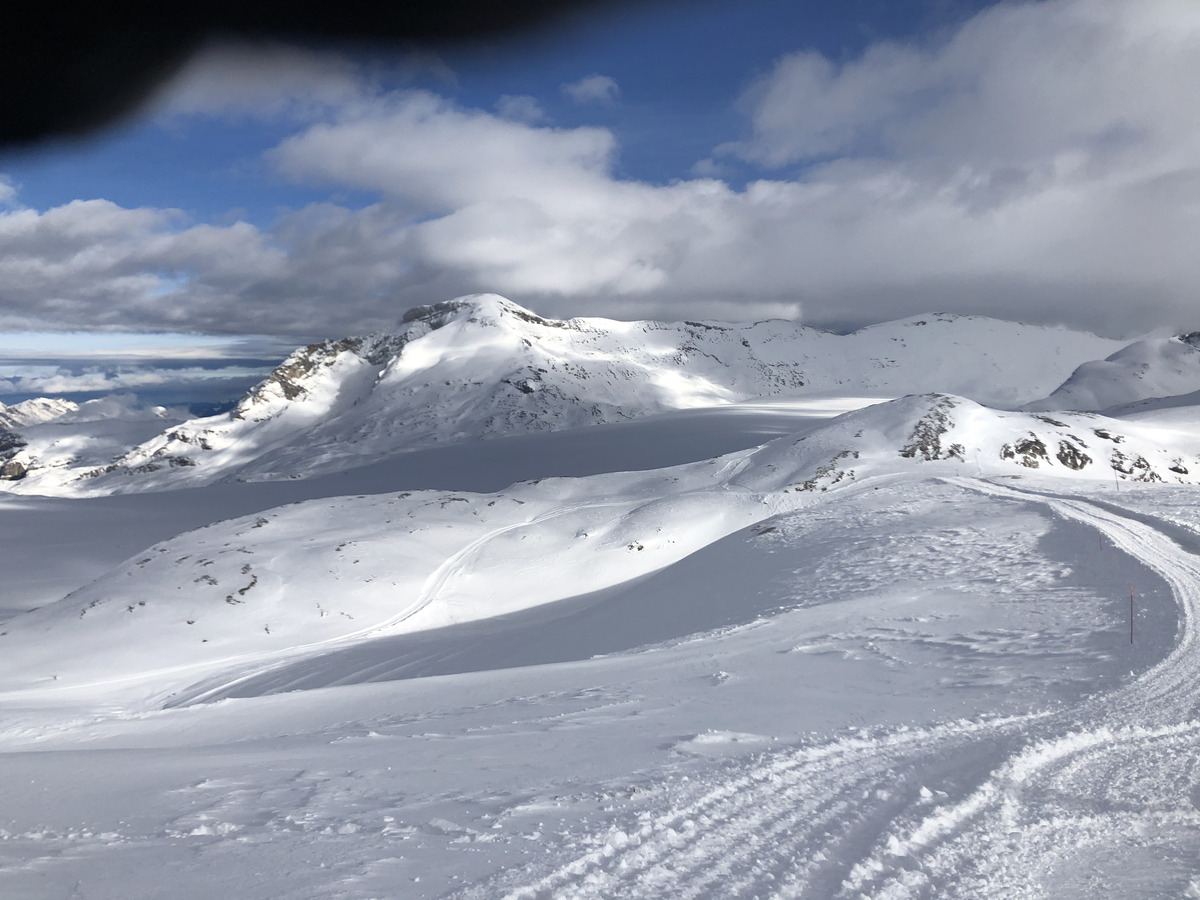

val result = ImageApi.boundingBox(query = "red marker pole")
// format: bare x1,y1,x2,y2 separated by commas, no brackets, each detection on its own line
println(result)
1130,586,1134,645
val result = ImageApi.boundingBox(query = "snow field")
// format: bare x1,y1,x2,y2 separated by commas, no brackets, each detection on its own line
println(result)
0,471,1172,899
12,391,1193,702
0,460,782,698
4,381,1200,896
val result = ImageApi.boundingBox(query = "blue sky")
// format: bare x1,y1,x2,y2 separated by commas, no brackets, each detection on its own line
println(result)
3,0,993,226
1,0,1198,364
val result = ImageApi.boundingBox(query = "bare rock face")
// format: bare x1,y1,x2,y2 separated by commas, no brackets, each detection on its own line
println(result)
899,394,965,461
0,426,26,460
1055,440,1091,470
233,333,410,413
1000,435,1050,468
0,427,29,479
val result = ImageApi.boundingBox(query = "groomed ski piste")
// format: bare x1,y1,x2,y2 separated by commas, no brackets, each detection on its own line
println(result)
5,312,1200,896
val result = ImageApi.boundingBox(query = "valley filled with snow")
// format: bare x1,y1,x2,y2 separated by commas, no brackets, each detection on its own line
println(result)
4,297,1200,897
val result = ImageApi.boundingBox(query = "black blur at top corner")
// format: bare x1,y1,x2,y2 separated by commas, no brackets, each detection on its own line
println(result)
2,0,628,149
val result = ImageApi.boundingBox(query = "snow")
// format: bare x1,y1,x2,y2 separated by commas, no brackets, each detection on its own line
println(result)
4,304,1200,897
0,396,80,428
0,395,185,487
4,295,1128,495
8,392,1195,703
1029,335,1200,413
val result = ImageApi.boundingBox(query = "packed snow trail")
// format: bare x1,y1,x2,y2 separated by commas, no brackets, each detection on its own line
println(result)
477,479,1200,899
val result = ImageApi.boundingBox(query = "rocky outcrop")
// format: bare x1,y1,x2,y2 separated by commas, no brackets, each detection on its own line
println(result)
0,427,27,479
899,395,965,461
0,427,26,457
234,333,410,412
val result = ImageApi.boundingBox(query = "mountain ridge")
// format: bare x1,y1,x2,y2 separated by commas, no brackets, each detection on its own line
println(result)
2,295,1132,494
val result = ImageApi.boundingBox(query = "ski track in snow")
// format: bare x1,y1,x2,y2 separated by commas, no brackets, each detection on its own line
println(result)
475,478,1200,899
391,501,631,634
160,500,643,706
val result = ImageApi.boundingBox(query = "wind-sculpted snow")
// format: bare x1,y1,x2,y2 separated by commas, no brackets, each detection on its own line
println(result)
12,295,1126,495
0,460,783,695
7,391,1200,897
454,481,1200,900
3,393,1199,699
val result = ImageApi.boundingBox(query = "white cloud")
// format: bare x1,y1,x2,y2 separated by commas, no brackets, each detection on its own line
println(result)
495,94,546,123
561,74,620,105
729,0,1200,176
270,91,617,215
0,176,18,209
0,198,289,333
697,0,1200,331
0,331,295,360
0,366,271,397
146,41,372,120
5,1,1200,339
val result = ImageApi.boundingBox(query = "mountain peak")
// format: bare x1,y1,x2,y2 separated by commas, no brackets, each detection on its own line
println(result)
399,294,568,332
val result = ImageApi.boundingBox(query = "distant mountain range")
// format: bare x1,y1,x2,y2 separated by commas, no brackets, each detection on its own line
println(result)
7,294,1200,494
0,397,80,430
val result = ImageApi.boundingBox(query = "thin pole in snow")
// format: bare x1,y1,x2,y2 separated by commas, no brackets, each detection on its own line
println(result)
1130,585,1134,645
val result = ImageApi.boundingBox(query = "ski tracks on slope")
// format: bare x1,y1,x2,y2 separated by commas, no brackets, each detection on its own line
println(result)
483,719,1032,900
478,478,1200,899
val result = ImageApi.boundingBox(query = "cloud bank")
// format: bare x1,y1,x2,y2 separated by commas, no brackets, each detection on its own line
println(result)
0,364,273,399
2,0,1199,339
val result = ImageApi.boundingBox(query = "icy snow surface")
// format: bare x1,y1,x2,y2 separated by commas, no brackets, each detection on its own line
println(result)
3,311,1200,897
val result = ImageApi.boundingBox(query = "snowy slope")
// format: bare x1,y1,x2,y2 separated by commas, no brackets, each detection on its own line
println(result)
0,475,1180,899
1028,333,1200,412
6,386,1200,896
14,295,1125,495
3,392,1195,701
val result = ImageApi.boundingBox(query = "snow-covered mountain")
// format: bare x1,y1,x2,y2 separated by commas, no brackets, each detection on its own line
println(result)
1027,334,1200,412
747,392,1200,491
0,397,79,429
0,397,182,483
17,294,1126,494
